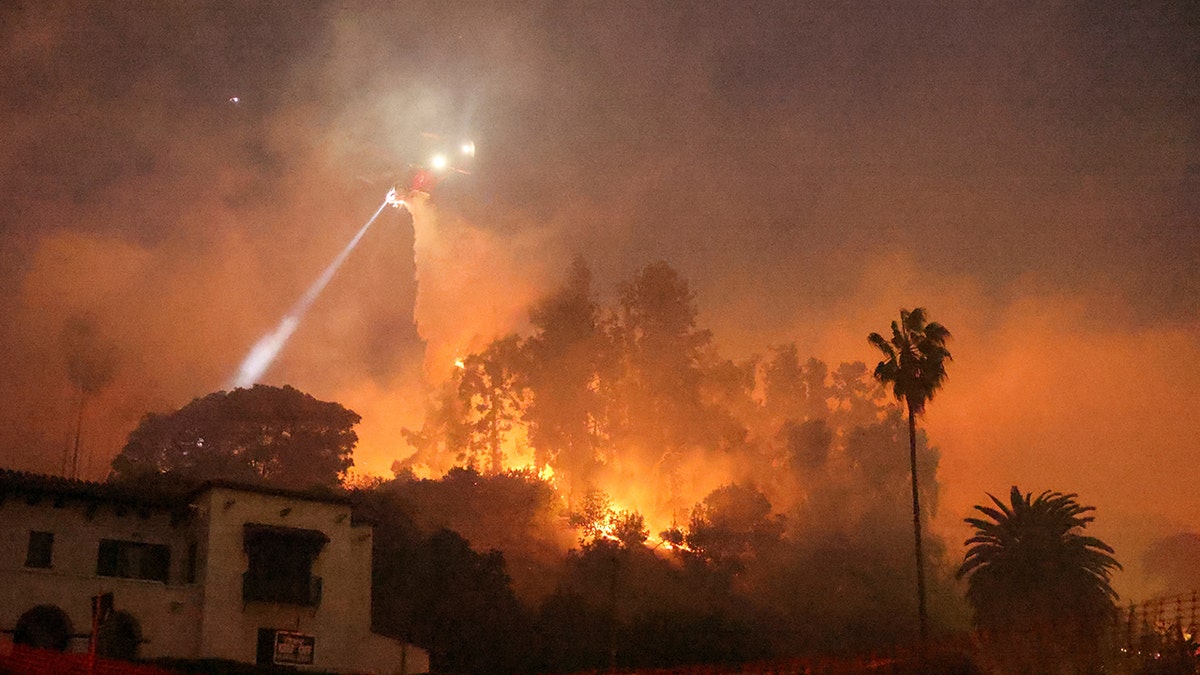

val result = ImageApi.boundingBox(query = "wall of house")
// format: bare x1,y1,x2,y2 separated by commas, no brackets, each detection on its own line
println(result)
0,483,427,674
194,486,425,673
0,497,203,659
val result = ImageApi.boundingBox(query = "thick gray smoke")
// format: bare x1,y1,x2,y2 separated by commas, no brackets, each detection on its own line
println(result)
0,1,1195,599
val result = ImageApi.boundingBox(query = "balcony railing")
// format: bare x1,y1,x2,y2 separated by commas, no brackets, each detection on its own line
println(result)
242,572,322,607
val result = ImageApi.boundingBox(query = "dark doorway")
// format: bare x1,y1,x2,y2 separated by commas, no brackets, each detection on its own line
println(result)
97,610,141,660
13,605,73,651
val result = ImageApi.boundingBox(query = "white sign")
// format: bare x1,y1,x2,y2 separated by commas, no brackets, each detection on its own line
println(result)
273,631,315,665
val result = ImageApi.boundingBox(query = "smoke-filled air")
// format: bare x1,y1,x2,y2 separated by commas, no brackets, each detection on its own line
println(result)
2,2,1198,666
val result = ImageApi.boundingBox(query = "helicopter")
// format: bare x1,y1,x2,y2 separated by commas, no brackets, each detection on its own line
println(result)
386,135,476,209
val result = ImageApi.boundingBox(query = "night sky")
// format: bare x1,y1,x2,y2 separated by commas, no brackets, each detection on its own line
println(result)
1,1,1197,597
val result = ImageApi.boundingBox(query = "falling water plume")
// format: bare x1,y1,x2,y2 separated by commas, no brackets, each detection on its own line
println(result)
229,193,397,388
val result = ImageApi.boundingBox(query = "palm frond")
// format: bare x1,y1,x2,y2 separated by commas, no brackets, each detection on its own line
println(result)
870,307,952,415
986,491,1014,519
958,485,1120,635
972,505,1008,526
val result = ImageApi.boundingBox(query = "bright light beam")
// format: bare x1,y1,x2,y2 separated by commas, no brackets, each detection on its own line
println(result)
228,194,393,389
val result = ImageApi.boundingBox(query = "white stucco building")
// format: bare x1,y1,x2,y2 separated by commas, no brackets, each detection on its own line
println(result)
0,470,428,673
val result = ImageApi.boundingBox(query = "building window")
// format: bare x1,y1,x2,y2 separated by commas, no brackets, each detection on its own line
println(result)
242,524,326,606
96,539,170,583
24,531,54,569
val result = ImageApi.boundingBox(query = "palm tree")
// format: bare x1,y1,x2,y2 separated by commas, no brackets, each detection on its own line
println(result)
868,307,951,648
957,487,1121,672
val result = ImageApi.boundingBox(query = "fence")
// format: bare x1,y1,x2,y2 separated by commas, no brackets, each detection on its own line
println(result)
563,593,1200,675
1110,590,1199,673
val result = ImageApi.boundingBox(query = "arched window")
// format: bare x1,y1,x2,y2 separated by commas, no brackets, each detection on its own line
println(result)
13,605,73,651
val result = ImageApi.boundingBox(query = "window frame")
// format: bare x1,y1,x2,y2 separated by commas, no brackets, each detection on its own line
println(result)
24,531,54,569
241,524,327,606
96,539,171,583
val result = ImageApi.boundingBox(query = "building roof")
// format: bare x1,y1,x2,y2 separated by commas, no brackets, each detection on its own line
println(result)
189,479,353,507
0,469,355,515
0,469,191,511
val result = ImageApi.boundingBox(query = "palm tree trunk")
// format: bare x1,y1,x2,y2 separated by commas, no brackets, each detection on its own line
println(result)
908,407,928,658
71,384,86,479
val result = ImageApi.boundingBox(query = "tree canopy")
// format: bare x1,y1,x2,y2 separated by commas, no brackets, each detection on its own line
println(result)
393,263,962,663
685,484,784,572
110,384,358,489
867,307,952,417
958,486,1121,672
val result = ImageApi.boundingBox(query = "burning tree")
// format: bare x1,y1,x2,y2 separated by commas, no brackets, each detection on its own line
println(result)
457,335,529,474
395,263,960,659
607,262,716,514
568,489,648,549
524,257,610,498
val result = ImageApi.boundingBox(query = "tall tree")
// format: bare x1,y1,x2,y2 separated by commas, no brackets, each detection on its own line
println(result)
829,361,882,431
525,257,609,497
957,487,1121,673
762,344,805,424
457,335,529,474
397,377,471,476
867,307,951,648
800,357,830,422
608,262,713,513
762,348,830,426
110,384,358,489
60,313,118,478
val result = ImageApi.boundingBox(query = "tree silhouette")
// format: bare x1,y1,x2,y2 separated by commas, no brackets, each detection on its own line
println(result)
368,513,532,675
829,361,883,430
525,257,609,498
868,307,951,648
60,313,118,478
762,344,805,424
110,384,358,489
957,487,1121,673
387,467,566,602
569,489,649,550
609,261,714,514
457,335,528,474
685,484,784,574
397,377,470,476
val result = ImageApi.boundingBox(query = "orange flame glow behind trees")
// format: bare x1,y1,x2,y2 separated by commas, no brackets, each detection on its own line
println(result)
400,261,935,552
